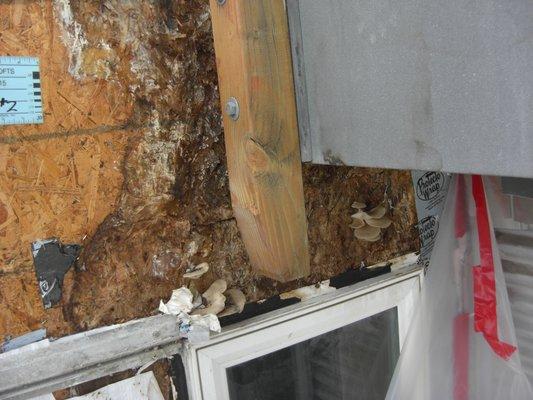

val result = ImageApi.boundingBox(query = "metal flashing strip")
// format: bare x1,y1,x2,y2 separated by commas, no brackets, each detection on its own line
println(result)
288,1,533,177
286,0,312,162
1,329,46,353
0,315,183,400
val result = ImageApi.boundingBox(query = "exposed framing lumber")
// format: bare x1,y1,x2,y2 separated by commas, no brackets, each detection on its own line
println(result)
209,0,310,282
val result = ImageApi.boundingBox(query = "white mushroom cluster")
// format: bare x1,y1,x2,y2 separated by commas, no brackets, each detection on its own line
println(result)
350,201,392,242
183,262,209,279
182,262,246,318
158,262,247,342
191,279,246,317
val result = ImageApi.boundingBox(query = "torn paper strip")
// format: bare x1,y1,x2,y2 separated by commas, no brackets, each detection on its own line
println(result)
280,280,336,301
158,287,194,315
159,286,221,343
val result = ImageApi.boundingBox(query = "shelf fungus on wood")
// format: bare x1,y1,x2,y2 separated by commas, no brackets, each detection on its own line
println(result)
183,262,210,279
365,204,387,219
350,202,392,242
191,279,247,318
353,224,382,242
351,201,367,210
366,216,392,229
192,279,227,316
219,288,246,317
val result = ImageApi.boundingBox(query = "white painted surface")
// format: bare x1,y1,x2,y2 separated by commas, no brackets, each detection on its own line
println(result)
182,266,423,400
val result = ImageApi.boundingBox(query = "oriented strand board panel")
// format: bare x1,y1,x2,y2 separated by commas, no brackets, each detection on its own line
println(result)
0,0,419,340
0,0,135,337
0,132,131,274
209,0,310,282
290,0,533,177
0,0,134,276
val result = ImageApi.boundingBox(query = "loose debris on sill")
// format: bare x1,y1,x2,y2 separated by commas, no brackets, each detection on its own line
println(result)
217,255,415,327
280,281,336,302
158,263,246,343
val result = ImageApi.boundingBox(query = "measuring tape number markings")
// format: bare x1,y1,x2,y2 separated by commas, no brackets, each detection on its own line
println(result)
0,56,43,126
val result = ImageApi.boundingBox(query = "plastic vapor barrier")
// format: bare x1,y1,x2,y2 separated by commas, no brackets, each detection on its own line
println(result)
386,175,532,399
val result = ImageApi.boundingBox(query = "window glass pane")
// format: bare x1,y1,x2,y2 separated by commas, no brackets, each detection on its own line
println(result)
226,307,399,400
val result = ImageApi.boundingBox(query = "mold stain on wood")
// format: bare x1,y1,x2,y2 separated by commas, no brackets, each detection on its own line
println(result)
0,0,419,338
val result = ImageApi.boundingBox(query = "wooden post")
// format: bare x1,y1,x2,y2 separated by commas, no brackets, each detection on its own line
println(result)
209,0,310,282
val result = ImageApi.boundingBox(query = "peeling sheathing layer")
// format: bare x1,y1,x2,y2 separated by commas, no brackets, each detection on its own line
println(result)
44,0,418,332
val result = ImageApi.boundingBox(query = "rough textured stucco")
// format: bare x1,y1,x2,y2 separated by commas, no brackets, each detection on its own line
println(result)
0,0,419,339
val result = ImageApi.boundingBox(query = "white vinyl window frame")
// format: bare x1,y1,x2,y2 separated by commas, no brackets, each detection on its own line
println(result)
181,264,423,400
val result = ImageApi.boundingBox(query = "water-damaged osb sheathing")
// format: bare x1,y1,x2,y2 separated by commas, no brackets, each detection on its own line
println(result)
0,0,418,337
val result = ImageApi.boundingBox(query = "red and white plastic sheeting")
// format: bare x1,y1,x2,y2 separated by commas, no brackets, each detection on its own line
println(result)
387,175,532,400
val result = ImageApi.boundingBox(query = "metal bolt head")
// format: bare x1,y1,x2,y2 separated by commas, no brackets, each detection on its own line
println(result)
217,0,226,5
225,97,240,121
